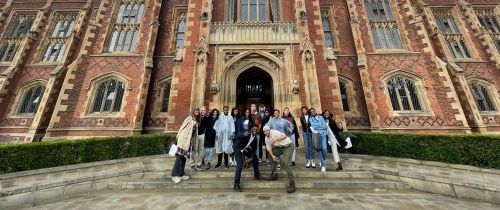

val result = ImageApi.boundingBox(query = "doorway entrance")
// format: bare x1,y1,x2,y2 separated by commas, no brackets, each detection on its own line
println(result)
236,67,273,111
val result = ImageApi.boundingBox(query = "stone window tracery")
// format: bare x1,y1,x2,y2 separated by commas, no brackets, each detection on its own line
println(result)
225,0,280,22
321,11,335,49
159,78,172,113
107,0,144,53
433,10,471,59
17,84,45,115
41,12,77,62
364,0,403,50
385,76,423,112
469,81,497,112
175,13,186,49
475,8,500,53
90,78,126,114
0,12,35,62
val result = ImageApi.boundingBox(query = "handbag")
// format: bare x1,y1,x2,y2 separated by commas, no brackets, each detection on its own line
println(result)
312,133,323,150
168,144,178,157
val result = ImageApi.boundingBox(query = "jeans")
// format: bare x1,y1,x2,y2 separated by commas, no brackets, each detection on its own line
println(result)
319,134,328,167
234,149,260,186
303,132,314,160
191,134,205,166
270,145,295,181
171,154,187,177
201,147,214,163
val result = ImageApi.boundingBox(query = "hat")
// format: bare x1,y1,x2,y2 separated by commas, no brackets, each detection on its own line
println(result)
263,125,270,131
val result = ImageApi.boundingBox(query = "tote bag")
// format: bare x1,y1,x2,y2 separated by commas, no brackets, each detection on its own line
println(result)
312,133,323,150
168,144,178,157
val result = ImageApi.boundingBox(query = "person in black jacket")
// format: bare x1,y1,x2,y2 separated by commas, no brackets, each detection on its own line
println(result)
300,106,315,168
201,109,219,170
323,110,343,171
259,109,271,162
233,125,261,192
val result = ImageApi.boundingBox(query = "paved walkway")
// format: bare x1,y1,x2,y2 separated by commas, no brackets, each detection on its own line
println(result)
21,189,499,210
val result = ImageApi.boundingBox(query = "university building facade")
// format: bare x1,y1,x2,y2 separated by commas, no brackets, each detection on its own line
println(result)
0,0,498,143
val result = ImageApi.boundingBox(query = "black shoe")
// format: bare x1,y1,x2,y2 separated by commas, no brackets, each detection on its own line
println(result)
233,185,243,192
205,163,211,170
292,161,295,166
287,181,296,193
215,164,222,169
254,175,262,180
335,162,343,171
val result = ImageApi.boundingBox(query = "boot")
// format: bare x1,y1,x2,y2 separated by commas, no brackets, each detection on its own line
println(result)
287,181,296,193
335,162,343,171
266,172,278,181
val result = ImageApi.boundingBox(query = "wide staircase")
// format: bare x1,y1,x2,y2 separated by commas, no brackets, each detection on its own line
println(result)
109,150,409,191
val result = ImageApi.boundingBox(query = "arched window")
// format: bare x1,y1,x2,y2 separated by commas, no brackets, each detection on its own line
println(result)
107,1,144,52
364,0,404,50
470,82,497,112
321,11,334,48
175,13,187,49
91,78,126,113
386,76,422,111
339,81,350,112
240,0,269,22
18,85,45,115
159,78,172,112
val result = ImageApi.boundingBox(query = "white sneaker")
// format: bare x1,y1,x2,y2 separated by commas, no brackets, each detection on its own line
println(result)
311,161,316,168
306,160,311,168
172,176,181,183
321,166,326,172
180,175,190,180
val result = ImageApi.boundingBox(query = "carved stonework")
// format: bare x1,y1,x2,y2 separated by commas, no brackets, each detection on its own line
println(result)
326,47,337,60
291,80,299,94
210,75,219,94
300,34,315,62
194,36,209,62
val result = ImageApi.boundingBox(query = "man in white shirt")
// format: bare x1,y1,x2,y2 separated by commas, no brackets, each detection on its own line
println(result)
263,125,296,193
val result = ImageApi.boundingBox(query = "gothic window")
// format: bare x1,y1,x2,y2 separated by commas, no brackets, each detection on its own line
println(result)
434,10,471,58
107,1,144,52
17,84,45,115
175,13,186,49
364,0,403,50
41,13,77,62
470,82,497,112
475,8,500,53
386,76,423,112
0,13,35,62
91,78,126,114
339,81,350,112
321,11,335,49
159,78,172,113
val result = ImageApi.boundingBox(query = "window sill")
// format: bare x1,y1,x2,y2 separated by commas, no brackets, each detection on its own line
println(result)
479,111,499,115
453,58,487,63
9,114,36,119
368,50,421,55
0,62,13,67
85,113,123,118
92,52,142,57
28,62,59,67
391,111,432,117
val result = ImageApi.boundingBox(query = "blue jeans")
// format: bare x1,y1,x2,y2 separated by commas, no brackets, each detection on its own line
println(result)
303,132,314,160
202,147,214,163
319,134,328,167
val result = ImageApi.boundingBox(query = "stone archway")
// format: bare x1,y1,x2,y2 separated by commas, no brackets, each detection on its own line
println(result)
236,67,273,110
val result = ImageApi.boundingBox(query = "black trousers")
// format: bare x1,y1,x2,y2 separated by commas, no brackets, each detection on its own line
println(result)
171,154,187,177
234,149,260,186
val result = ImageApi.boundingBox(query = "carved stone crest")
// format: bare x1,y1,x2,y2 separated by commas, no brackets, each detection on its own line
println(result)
194,36,209,62
300,34,315,62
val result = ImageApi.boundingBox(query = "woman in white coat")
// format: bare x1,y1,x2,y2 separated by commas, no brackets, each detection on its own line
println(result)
171,108,200,183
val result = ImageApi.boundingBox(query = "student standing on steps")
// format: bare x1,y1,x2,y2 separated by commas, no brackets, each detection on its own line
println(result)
300,106,315,168
323,110,344,171
259,109,271,162
263,125,296,193
282,107,300,166
171,108,200,184
190,106,207,171
230,108,241,167
309,108,329,172
233,125,262,192
201,109,219,170
250,104,262,160
213,106,235,170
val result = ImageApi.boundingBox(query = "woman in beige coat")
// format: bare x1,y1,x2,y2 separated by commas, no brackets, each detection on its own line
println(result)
171,108,200,183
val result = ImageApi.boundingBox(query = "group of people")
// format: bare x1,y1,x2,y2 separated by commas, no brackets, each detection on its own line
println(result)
171,104,344,193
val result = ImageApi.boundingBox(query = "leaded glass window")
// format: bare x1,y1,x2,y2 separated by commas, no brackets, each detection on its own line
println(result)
339,81,350,112
475,8,500,53
386,77,422,111
322,11,335,48
0,13,35,62
160,79,172,112
240,0,268,22
41,13,77,62
175,13,186,49
107,1,144,52
364,0,403,50
434,10,471,58
470,82,496,112
18,85,45,115
91,79,126,113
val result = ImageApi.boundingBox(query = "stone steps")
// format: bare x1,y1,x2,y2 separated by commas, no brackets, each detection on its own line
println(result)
110,177,409,190
142,170,374,179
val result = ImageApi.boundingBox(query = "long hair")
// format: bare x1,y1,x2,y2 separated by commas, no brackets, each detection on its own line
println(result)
191,108,201,123
323,110,333,123
301,106,309,117
209,108,220,121
282,107,294,118
231,107,240,119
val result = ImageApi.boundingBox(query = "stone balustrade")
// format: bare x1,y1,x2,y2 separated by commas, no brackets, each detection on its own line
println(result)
209,21,299,44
